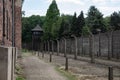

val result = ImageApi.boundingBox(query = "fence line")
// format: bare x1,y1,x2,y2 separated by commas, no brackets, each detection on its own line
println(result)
43,30,120,60
23,30,120,60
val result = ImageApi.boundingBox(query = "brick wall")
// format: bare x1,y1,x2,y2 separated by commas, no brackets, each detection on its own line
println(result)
0,0,22,49
0,0,3,43
15,0,22,49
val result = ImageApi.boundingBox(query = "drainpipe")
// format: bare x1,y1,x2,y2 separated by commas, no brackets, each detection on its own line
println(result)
12,0,15,47
2,0,5,45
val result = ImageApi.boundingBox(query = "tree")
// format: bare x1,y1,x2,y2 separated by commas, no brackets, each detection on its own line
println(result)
43,0,60,40
110,11,120,30
70,12,77,35
86,6,106,34
61,14,73,24
104,16,111,30
76,11,85,36
82,26,91,36
58,19,70,38
51,18,62,39
22,15,45,43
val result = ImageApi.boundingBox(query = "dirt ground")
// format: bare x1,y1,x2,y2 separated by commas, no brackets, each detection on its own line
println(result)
38,52,120,80
19,53,67,80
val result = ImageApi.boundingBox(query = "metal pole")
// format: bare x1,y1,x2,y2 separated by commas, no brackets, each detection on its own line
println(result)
2,0,5,45
11,1,15,80
12,0,15,47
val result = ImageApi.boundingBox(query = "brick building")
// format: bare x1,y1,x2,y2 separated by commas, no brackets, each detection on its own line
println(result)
0,0,22,49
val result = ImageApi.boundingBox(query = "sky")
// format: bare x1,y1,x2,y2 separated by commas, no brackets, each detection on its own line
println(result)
22,0,120,17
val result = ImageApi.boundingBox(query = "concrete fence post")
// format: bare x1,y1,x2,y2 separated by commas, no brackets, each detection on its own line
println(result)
65,57,68,71
74,37,78,59
98,32,101,57
42,52,44,58
89,35,95,63
108,66,113,80
0,46,15,80
57,40,59,56
81,36,84,56
64,38,67,57
52,40,54,55
49,53,52,62
47,41,50,54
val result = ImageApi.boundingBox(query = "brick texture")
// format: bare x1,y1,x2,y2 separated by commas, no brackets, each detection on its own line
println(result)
0,0,22,49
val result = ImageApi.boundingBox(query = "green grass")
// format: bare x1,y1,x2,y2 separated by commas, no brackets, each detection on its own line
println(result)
16,63,26,80
22,49,28,53
16,76,25,80
55,66,77,80
22,49,32,53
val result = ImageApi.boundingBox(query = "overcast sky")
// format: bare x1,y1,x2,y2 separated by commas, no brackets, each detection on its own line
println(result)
22,0,120,17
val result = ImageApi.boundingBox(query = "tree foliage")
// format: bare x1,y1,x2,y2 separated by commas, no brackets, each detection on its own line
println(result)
76,11,85,36
43,0,60,40
22,4,120,43
70,12,77,35
22,15,45,43
86,6,106,34
56,14,73,38
110,11,120,30
58,18,71,38
82,26,91,36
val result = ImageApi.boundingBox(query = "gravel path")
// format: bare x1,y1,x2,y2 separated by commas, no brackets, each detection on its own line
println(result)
38,52,120,80
22,55,67,80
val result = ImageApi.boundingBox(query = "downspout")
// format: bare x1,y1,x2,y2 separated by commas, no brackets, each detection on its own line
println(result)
12,0,15,47
2,0,5,45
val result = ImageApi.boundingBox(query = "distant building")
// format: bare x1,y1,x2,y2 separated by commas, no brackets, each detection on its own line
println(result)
0,0,22,49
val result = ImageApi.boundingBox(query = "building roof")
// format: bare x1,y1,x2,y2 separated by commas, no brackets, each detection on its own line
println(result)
32,24,43,32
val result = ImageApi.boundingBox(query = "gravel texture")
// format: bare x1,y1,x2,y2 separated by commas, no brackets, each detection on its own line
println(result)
38,52,120,80
21,54,67,80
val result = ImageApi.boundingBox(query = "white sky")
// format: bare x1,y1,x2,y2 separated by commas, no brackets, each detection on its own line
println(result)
22,0,120,17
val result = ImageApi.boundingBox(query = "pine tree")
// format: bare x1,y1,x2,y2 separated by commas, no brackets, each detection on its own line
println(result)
71,12,77,35
110,11,120,30
86,6,106,34
59,19,70,38
76,11,85,36
43,0,60,40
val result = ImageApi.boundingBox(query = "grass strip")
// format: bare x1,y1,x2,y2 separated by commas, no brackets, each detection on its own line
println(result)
55,66,77,80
